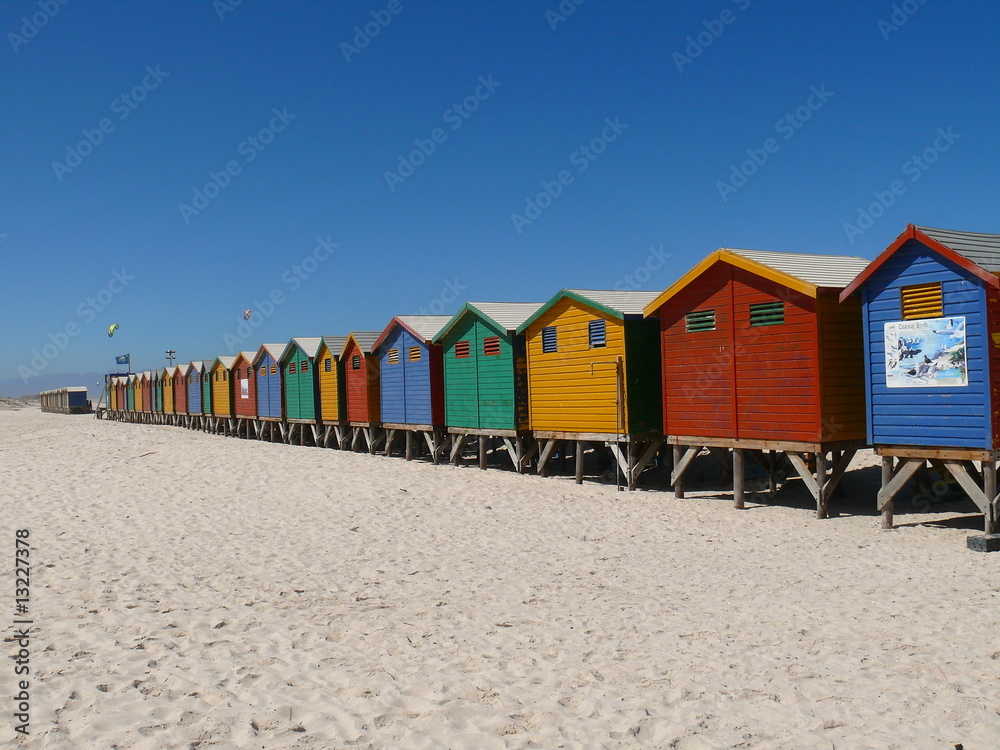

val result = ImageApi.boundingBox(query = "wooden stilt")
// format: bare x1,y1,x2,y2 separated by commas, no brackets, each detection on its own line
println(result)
733,448,745,509
816,451,828,519
575,440,584,484
983,460,997,534
479,435,487,470
406,431,415,461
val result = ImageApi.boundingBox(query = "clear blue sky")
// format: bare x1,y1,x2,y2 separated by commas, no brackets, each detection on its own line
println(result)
3,0,998,392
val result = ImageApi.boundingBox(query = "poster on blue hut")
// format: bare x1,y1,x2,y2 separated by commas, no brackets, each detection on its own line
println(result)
884,317,967,388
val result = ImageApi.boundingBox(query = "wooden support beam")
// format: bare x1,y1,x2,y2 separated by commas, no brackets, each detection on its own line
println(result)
786,452,821,504
450,433,468,464
670,446,701,496
608,443,629,477
815,451,828,519
877,457,924,511
631,439,661,488
575,440,584,484
881,456,894,528
984,461,997,535
405,430,415,461
479,435,487,471
431,432,449,464
733,448,745,509
941,460,990,515
823,449,857,504
537,439,561,477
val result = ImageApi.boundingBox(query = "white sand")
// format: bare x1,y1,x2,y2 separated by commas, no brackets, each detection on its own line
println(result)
1,408,998,749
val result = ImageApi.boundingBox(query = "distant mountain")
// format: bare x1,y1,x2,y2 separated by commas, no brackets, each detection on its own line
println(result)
0,372,111,402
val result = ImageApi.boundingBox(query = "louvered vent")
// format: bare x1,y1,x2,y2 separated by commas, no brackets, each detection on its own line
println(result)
588,319,607,348
900,282,943,319
749,301,785,327
685,309,716,333
542,326,557,353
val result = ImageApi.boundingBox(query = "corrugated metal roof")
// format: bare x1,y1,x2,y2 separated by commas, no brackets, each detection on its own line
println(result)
916,225,1000,273
345,331,381,353
567,289,662,316
469,302,544,331
724,248,870,288
290,337,323,358
320,336,349,355
215,356,237,369
396,315,452,342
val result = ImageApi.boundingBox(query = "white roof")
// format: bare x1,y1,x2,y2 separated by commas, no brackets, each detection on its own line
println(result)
396,315,452,342
254,343,287,363
567,289,662,316
469,302,543,331
289,337,323,358
725,248,871,288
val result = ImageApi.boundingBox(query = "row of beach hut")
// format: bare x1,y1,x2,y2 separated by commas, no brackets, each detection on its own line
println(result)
101,224,1000,533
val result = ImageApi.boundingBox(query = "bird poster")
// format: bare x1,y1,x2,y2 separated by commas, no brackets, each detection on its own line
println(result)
884,317,967,388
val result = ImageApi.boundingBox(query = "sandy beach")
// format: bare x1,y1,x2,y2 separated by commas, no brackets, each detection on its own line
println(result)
1,406,998,749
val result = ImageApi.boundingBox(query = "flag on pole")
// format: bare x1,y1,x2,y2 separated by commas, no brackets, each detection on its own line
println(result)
115,354,130,366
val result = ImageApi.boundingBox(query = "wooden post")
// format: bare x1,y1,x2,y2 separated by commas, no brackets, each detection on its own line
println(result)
479,435,487,470
575,440,584,484
881,456,894,529
816,451,828,519
672,445,685,499
985,460,997,534
733,448,745,509
626,439,636,491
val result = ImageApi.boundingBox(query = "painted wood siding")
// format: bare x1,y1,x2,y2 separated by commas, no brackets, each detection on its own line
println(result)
255,353,283,419
201,372,213,415
526,299,627,434
283,345,319,421
186,372,201,414
658,262,735,438
141,379,151,412
317,344,343,422
344,339,380,423
442,316,480,429
816,292,866,442
477,319,522,431
379,326,443,426
154,380,163,412
731,268,820,443
862,239,990,448
212,366,232,417
163,377,174,413
128,383,136,411
173,372,187,414
232,357,256,418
